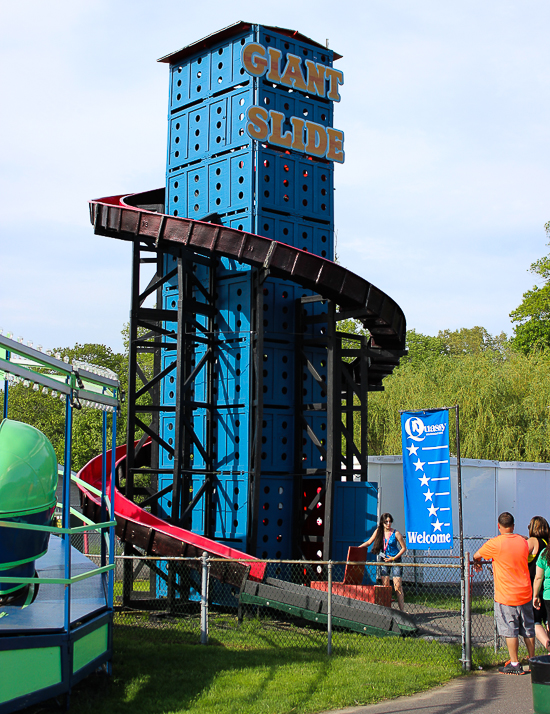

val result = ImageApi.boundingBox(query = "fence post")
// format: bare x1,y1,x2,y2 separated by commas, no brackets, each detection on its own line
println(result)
463,551,471,671
200,552,209,645
327,560,332,656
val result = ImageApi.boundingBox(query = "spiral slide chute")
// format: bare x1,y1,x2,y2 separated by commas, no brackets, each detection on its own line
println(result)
90,189,407,382
76,444,266,587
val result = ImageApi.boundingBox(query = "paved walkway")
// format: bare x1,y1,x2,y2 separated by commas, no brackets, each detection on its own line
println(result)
321,668,536,714
410,605,494,645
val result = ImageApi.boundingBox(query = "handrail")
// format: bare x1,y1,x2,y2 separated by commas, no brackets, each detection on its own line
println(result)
0,564,115,586
0,519,116,535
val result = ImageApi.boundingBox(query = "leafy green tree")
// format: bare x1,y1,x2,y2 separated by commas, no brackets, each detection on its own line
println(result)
400,329,445,367
367,348,550,461
437,326,508,356
510,223,550,354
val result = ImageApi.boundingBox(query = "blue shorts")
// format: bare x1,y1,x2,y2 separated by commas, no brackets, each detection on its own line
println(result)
377,553,403,578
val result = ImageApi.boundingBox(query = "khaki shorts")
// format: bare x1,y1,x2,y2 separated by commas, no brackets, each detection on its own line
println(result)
494,601,535,639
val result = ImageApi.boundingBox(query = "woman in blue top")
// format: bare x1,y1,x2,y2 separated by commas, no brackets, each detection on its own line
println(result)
361,512,406,611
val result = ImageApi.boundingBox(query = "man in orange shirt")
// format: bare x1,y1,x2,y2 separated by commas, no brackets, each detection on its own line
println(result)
474,511,535,675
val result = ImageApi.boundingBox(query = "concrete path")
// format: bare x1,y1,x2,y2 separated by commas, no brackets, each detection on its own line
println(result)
321,668,536,714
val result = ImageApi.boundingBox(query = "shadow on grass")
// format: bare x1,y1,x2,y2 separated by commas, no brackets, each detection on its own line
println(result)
49,626,340,714
24,621,463,714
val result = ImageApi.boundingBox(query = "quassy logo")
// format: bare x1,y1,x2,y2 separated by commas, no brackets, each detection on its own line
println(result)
404,416,426,442
405,416,446,442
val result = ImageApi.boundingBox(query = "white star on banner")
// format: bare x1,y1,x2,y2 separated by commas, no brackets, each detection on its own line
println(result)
407,444,419,456
413,458,426,472
423,489,434,502
418,474,430,487
427,504,439,517
432,519,443,532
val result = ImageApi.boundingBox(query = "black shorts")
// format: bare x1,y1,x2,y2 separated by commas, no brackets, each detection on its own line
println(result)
534,598,550,626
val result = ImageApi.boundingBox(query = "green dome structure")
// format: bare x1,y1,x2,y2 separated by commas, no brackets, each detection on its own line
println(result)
0,419,58,597
0,419,58,518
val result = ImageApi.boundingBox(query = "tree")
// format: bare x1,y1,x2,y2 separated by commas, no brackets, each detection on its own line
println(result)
437,326,508,356
400,329,445,367
510,222,550,354
367,348,550,462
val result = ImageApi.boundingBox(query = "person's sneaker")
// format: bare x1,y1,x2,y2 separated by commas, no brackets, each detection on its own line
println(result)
498,662,525,675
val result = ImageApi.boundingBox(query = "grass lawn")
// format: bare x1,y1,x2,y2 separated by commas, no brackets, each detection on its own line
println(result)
64,624,463,714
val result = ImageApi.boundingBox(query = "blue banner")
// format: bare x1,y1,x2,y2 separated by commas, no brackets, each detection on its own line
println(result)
401,410,453,550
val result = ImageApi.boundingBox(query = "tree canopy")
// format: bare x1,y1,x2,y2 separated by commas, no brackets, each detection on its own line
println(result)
510,221,550,354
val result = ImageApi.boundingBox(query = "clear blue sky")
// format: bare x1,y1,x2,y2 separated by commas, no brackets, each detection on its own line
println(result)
1,1,549,352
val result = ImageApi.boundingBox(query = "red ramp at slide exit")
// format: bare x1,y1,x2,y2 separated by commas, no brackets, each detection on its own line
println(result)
75,445,266,587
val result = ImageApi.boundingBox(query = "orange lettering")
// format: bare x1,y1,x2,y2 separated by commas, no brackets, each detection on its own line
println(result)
290,117,306,152
241,43,268,77
305,121,328,157
280,54,307,92
267,48,282,82
305,61,325,97
268,111,293,149
246,106,269,140
326,128,344,163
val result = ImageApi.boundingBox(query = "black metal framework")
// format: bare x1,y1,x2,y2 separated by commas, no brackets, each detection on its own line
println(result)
123,238,218,602
124,257,401,588
294,296,383,562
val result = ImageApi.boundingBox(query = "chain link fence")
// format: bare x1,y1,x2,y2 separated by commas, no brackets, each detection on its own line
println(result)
72,532,540,669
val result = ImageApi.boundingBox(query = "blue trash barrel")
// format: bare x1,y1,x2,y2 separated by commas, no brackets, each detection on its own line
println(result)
531,655,550,714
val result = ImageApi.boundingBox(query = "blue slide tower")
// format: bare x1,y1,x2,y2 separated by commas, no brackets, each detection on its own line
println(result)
119,23,406,590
